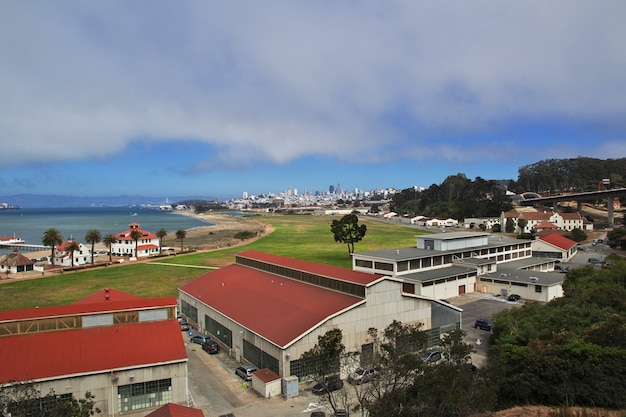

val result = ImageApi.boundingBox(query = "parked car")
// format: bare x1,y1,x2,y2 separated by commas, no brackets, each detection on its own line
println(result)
310,412,326,417
508,294,521,302
201,340,220,354
179,320,190,331
190,333,211,345
235,364,257,381
348,366,379,385
420,349,443,364
474,319,493,331
334,409,349,417
312,375,343,395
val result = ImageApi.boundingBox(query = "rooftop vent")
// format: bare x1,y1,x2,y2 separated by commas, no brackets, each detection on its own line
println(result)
530,276,538,283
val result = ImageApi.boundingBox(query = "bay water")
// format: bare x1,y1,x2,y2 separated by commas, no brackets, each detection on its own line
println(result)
0,207,213,256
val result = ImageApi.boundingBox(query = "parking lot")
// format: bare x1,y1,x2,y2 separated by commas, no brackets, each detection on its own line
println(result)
183,291,524,417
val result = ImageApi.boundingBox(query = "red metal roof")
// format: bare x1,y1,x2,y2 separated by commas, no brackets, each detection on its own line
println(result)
0,320,187,382
0,295,177,322
254,368,280,383
180,263,367,348
539,233,578,250
145,403,205,417
115,223,158,240
237,250,383,286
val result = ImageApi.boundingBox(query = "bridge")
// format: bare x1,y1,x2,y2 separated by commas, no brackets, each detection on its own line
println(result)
518,188,626,226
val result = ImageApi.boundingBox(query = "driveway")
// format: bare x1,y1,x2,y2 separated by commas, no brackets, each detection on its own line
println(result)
445,292,522,368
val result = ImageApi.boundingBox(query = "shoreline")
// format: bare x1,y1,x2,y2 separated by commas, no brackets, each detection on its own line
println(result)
17,210,272,259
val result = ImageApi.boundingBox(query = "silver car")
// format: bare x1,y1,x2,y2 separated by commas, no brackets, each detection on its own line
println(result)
348,366,379,385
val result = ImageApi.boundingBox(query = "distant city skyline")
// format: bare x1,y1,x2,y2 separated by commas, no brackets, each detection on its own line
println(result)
1,2,625,199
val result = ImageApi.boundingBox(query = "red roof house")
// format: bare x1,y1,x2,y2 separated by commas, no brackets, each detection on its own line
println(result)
146,403,205,417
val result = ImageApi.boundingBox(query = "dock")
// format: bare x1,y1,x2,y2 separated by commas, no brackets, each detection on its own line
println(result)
0,243,52,251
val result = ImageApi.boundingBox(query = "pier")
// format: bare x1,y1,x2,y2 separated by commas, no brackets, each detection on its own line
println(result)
0,243,52,251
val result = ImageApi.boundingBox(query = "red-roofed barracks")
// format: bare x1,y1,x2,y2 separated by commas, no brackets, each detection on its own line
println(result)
532,233,579,262
0,289,188,417
110,222,160,258
178,250,460,383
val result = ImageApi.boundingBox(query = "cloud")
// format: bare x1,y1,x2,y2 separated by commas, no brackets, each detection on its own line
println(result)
1,0,625,170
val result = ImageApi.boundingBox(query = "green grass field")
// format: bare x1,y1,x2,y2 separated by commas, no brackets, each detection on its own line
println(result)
0,215,427,310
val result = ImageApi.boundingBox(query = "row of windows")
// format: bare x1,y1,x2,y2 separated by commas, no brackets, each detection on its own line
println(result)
420,272,476,287
243,339,279,375
118,378,172,412
236,256,366,298
479,277,543,293
205,315,233,348
356,245,531,274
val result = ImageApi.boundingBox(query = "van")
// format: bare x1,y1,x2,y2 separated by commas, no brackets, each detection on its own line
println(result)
235,364,257,381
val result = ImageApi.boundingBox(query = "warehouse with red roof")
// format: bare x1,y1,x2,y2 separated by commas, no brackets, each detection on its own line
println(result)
178,250,461,383
0,289,188,417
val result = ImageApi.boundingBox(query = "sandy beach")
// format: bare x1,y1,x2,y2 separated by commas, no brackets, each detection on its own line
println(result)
19,211,273,260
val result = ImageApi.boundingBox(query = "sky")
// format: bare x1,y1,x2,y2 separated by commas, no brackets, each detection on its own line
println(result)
1,1,626,200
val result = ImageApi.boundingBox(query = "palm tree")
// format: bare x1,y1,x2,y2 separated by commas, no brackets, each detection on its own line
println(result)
65,239,80,268
156,228,167,254
42,228,63,266
130,229,143,258
103,233,116,262
84,229,101,265
175,229,187,253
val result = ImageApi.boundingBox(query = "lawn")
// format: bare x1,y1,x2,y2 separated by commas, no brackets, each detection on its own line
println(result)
0,215,427,310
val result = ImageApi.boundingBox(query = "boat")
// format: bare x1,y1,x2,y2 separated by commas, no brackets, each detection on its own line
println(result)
0,203,21,210
0,235,26,245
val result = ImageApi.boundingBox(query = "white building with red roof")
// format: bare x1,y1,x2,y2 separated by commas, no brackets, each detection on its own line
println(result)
178,250,461,384
52,237,92,266
111,222,160,258
532,233,579,262
0,289,188,417
0,248,35,274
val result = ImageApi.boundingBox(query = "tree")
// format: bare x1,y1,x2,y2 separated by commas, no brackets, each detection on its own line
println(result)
331,214,367,255
175,228,187,252
65,240,80,268
505,218,515,233
299,329,346,413
155,228,167,254
102,233,116,262
0,381,101,416
84,229,101,265
42,228,63,266
129,229,142,258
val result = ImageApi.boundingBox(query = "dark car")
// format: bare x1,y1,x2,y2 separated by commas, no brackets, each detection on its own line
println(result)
312,376,343,395
334,409,349,417
474,319,493,331
420,349,443,364
190,333,211,344
235,364,257,381
201,340,220,354
508,294,521,302
310,412,326,417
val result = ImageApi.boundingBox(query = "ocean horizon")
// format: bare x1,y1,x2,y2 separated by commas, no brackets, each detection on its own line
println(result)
0,206,213,256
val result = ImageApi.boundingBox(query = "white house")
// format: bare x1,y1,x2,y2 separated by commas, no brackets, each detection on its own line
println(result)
111,222,160,258
52,238,92,267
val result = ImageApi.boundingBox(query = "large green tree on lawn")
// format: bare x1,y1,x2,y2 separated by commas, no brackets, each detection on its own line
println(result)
330,213,367,255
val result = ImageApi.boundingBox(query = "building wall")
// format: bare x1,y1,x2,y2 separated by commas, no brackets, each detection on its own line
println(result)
476,277,560,303
416,274,477,299
34,362,188,417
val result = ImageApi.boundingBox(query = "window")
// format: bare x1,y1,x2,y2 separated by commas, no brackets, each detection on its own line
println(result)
402,282,415,294
118,378,172,412
535,285,542,293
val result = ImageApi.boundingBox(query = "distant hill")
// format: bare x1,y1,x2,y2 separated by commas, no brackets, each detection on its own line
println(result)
0,194,219,208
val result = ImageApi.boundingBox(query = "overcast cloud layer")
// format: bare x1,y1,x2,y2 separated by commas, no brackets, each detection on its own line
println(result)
1,1,625,197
